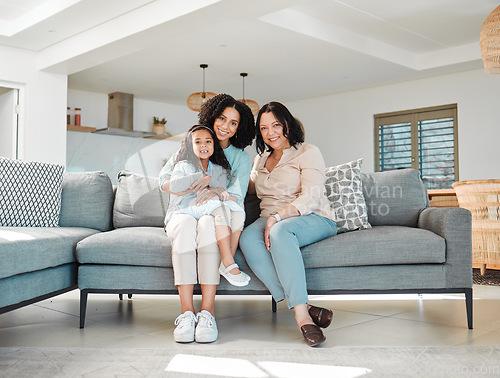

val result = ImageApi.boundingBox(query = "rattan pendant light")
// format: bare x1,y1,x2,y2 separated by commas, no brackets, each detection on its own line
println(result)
480,5,500,74
237,73,259,116
187,64,217,111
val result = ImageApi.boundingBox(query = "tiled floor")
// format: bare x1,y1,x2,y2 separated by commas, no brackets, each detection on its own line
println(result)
1,285,499,350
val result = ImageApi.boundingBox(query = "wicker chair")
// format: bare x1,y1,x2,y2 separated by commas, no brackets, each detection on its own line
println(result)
452,180,500,275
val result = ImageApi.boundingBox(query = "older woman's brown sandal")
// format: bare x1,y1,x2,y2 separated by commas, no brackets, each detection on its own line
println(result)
300,324,326,347
308,305,333,328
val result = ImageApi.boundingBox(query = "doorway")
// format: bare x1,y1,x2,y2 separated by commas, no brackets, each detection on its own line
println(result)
0,86,20,159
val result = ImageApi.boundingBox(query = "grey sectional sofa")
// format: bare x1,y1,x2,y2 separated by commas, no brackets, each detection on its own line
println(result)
1,168,473,330
0,171,113,314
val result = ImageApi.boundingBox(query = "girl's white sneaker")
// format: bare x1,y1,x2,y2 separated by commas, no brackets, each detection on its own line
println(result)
173,311,197,343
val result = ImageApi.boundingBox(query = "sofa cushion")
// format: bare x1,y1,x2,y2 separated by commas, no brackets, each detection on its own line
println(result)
300,225,445,268
361,168,429,227
0,157,64,227
113,170,169,228
59,171,114,231
0,227,100,279
76,227,171,267
325,158,371,233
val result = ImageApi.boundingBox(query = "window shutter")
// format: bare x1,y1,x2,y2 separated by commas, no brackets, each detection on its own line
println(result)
375,104,458,189
377,119,412,171
418,116,456,189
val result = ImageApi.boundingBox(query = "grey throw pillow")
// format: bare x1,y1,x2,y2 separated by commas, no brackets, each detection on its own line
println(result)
361,168,428,227
59,171,114,231
325,158,371,233
113,170,169,228
0,157,64,227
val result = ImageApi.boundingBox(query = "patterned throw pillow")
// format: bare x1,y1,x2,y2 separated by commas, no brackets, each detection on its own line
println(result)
0,157,65,227
324,158,371,233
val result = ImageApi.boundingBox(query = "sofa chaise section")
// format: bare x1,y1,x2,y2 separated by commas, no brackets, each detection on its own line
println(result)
0,171,113,314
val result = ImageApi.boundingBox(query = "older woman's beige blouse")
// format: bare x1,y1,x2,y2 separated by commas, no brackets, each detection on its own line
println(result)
250,143,334,220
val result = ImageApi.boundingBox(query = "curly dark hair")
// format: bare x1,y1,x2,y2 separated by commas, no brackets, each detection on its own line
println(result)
198,93,255,149
255,101,305,155
174,125,232,176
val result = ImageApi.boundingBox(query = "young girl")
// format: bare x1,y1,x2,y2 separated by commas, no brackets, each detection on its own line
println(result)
166,125,250,290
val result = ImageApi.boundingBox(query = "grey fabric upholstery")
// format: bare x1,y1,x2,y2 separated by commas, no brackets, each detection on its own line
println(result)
76,227,171,267
362,169,428,227
0,227,99,279
418,207,472,288
300,226,445,268
59,172,114,231
0,264,77,308
1,171,114,314
305,264,446,291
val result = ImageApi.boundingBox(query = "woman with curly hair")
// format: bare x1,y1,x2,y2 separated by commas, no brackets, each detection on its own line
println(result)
239,101,337,347
159,94,255,343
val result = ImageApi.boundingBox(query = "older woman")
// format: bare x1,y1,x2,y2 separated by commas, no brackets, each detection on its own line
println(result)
239,101,337,347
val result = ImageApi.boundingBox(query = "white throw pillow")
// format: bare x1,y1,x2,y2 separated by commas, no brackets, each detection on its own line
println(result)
325,158,371,233
0,157,64,227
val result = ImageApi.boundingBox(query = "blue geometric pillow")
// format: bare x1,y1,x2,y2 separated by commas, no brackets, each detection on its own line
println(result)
0,157,65,227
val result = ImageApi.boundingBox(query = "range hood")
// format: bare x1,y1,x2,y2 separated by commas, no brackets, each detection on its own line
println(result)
93,92,156,137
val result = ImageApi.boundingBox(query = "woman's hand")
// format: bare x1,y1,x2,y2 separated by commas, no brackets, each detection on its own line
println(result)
195,187,219,205
190,174,211,192
210,187,230,201
264,216,278,251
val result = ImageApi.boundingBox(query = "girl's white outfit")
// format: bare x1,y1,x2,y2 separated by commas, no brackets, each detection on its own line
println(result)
165,160,244,223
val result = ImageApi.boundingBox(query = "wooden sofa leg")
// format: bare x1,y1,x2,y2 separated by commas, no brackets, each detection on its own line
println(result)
480,264,486,276
465,288,473,329
271,298,277,312
80,290,89,329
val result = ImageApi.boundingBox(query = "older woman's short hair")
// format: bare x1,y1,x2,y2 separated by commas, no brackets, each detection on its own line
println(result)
255,101,305,154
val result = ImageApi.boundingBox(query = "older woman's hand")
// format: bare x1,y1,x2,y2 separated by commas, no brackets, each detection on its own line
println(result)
264,216,278,251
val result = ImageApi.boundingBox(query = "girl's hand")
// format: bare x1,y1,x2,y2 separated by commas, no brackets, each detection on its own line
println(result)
195,187,218,205
264,216,278,251
190,174,211,192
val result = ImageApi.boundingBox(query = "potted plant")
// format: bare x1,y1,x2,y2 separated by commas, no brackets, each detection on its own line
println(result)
152,117,167,134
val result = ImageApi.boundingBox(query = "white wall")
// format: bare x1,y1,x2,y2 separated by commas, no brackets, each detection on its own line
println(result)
287,68,500,181
67,89,198,135
67,131,182,184
0,45,67,165
66,89,198,183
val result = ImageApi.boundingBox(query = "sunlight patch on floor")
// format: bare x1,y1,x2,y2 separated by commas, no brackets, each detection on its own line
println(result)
165,353,371,377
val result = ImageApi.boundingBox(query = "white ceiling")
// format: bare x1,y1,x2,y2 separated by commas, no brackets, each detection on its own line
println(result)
0,0,497,106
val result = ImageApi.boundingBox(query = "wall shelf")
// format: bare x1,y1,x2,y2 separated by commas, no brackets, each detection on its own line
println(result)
67,125,96,132
144,133,173,140
68,125,182,141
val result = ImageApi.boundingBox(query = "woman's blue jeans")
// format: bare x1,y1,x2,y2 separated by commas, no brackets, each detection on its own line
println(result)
239,213,337,309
